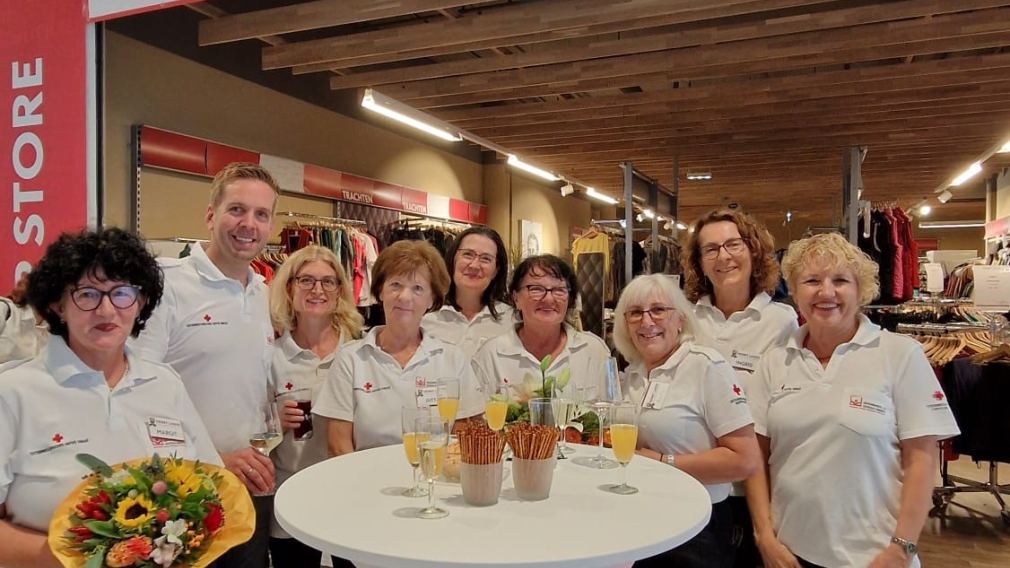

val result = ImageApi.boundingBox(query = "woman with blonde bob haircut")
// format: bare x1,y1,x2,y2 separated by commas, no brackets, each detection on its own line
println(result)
266,245,362,568
614,274,759,568
745,233,959,568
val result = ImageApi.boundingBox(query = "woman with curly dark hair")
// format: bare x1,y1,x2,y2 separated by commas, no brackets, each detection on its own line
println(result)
423,227,513,356
681,209,798,568
0,228,219,568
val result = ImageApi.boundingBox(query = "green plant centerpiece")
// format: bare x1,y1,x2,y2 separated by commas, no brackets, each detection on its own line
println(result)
502,355,598,441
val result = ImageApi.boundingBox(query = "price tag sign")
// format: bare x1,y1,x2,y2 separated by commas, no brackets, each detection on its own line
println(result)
972,265,1010,312
924,263,945,293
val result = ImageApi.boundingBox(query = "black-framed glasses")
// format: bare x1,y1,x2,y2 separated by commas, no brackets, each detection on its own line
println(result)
457,248,496,267
69,285,142,311
293,276,339,292
625,306,676,324
523,284,570,301
700,238,748,260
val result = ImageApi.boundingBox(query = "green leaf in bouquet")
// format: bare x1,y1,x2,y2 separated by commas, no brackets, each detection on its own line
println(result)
556,368,571,391
575,411,599,435
84,546,106,568
83,519,121,539
127,466,152,494
76,454,113,477
539,354,552,372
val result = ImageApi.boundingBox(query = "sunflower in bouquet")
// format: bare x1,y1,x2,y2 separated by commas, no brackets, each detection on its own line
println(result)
49,454,254,568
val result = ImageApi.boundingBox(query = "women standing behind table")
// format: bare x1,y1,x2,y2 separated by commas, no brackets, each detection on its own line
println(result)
682,208,797,567
267,246,362,568
0,229,219,568
745,233,959,568
613,274,759,568
315,240,483,455
422,227,513,356
472,254,610,399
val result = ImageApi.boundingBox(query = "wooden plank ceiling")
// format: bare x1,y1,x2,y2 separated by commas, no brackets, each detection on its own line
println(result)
194,0,1010,227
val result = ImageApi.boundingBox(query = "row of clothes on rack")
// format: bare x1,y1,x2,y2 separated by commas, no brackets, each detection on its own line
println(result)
943,263,975,299
571,229,648,304
272,222,380,307
640,236,682,276
387,220,465,257
864,300,995,332
857,206,918,304
987,236,1010,266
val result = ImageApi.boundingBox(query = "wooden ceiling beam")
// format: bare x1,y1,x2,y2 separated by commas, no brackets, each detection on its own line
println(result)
326,0,1006,89
264,0,836,70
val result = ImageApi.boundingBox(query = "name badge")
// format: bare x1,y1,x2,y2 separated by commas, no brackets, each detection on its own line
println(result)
642,381,670,410
415,377,437,407
146,416,185,448
730,350,759,372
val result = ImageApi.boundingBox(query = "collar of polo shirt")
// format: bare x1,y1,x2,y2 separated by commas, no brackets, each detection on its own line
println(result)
44,335,160,388
697,292,772,318
499,323,589,357
189,241,264,287
786,314,881,354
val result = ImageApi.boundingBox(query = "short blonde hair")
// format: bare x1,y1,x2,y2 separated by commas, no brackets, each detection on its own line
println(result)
209,162,280,210
613,274,698,364
781,233,880,306
270,246,363,341
370,240,450,312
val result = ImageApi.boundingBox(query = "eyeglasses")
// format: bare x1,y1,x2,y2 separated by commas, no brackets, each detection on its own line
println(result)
69,285,142,311
293,276,339,291
624,306,676,324
700,238,748,260
457,249,496,267
523,285,570,301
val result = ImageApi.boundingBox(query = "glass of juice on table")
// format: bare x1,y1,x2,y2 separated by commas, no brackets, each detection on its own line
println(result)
436,378,460,427
401,406,432,497
605,403,639,495
415,415,450,519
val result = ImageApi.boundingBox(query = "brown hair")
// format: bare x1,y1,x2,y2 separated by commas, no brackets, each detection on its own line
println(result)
270,246,363,341
681,208,781,303
370,240,450,312
209,162,280,209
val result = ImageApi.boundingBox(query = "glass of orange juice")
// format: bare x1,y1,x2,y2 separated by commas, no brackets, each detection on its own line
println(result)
401,406,431,497
436,378,460,427
606,403,639,495
485,384,509,433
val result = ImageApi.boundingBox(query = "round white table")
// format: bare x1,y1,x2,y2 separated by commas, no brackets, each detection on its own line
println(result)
275,444,712,568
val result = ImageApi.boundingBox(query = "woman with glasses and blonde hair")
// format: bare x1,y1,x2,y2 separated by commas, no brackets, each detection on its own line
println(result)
422,227,512,357
613,274,759,568
267,245,362,568
682,208,797,567
472,254,610,399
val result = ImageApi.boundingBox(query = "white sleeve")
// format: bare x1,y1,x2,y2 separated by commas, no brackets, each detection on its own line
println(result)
745,354,773,437
313,349,355,422
175,378,224,465
0,394,16,503
894,344,960,441
700,359,754,438
129,281,174,363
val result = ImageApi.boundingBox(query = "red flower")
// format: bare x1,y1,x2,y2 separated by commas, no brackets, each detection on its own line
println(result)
68,525,94,542
203,503,224,534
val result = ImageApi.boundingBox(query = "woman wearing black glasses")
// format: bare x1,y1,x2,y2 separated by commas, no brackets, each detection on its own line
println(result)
0,228,219,568
613,274,759,568
472,254,610,401
267,245,362,568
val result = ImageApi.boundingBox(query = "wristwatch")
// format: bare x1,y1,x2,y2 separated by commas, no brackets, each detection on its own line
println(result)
660,453,676,467
890,536,917,557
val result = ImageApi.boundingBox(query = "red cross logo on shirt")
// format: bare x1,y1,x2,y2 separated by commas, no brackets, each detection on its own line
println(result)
933,390,945,401
203,313,212,322
732,384,742,396
363,382,373,392
285,382,294,391
52,433,63,444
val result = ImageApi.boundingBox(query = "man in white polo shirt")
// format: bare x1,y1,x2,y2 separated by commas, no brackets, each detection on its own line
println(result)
132,162,278,568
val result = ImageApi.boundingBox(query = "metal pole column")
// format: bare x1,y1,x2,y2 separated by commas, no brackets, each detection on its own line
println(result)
622,162,634,286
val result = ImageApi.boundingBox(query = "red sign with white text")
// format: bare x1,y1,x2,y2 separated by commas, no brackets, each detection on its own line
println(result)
1,0,89,294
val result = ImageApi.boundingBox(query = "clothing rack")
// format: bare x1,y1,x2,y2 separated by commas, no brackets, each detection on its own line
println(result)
277,211,366,226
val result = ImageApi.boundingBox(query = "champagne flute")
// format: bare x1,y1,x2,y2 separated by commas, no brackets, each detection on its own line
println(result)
551,395,575,456
589,357,623,468
436,378,460,428
248,400,282,496
401,406,431,498
415,416,450,519
484,383,509,433
605,403,639,495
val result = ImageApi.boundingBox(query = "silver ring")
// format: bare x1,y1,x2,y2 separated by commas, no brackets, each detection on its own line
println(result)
246,467,254,475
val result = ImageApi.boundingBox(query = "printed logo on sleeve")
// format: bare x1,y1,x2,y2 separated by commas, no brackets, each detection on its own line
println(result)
185,312,229,328
927,390,950,411
30,432,90,455
354,380,389,394
730,384,748,405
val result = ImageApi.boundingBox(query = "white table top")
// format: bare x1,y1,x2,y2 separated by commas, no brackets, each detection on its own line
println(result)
275,444,712,568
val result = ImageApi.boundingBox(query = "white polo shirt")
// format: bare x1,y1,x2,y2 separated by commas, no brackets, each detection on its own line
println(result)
130,243,274,454
314,327,483,451
747,315,960,568
269,331,347,538
0,297,47,363
0,337,220,532
693,292,797,375
625,342,754,503
422,302,514,357
471,323,611,396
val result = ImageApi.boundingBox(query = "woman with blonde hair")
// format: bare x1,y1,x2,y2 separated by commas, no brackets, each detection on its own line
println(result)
746,233,959,568
613,274,759,568
267,245,362,568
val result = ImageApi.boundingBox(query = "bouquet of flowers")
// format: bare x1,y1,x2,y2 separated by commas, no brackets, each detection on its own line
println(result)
503,354,571,424
48,454,255,568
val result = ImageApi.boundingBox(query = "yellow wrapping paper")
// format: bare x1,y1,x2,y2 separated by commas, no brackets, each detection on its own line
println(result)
48,458,255,568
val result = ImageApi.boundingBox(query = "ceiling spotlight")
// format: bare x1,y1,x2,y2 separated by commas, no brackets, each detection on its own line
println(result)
663,221,672,231
686,171,712,181
676,222,688,231
643,209,655,219
636,213,644,222
937,190,953,204
1000,140,1010,153
560,183,575,197
919,204,932,216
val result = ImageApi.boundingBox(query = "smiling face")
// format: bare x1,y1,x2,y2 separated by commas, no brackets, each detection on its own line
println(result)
380,270,435,329
52,269,143,363
290,260,340,322
512,266,569,329
792,260,861,332
625,290,684,369
205,178,276,267
452,234,499,297
698,220,753,296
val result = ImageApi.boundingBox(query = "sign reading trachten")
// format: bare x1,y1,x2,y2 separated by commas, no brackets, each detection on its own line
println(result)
972,265,1010,312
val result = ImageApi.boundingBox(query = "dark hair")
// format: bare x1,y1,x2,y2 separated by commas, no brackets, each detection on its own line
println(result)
509,254,579,324
444,227,510,320
26,228,164,340
370,240,450,313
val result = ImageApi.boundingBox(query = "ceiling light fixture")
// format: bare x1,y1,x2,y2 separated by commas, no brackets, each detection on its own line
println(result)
937,190,953,204
686,171,712,181
1000,140,1010,153
585,187,618,205
361,88,461,142
507,154,559,182
950,162,982,186
919,204,932,216
676,222,688,230
643,209,655,219
919,220,986,229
